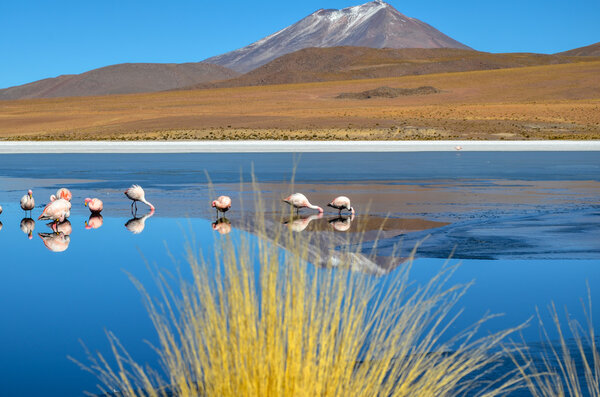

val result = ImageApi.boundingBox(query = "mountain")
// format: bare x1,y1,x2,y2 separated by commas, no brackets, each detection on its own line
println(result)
0,62,238,101
557,42,600,57
190,46,598,89
204,1,471,73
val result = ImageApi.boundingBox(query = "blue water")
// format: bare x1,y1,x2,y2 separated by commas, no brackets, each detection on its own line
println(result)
0,152,598,396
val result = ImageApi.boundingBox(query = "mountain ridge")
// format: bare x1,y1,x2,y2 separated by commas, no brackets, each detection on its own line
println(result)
204,1,471,73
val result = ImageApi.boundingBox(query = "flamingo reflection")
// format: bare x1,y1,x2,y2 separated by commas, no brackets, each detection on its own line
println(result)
20,218,35,240
49,220,72,235
329,214,355,232
283,213,323,232
212,217,232,235
85,214,103,230
125,209,154,234
38,232,70,252
0,221,2,231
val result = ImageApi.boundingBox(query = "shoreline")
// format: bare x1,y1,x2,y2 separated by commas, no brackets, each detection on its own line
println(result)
0,140,600,153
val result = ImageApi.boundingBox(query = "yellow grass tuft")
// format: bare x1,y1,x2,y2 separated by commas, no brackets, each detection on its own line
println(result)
73,206,529,396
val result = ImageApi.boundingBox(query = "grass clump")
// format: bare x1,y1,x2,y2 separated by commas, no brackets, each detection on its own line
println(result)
74,210,527,397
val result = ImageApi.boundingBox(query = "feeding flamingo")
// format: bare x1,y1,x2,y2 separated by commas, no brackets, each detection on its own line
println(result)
84,198,103,214
124,185,154,213
212,196,231,217
283,193,323,214
327,196,355,216
38,198,71,223
20,190,35,215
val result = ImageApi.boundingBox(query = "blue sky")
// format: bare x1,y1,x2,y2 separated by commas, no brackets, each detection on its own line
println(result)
1,0,598,89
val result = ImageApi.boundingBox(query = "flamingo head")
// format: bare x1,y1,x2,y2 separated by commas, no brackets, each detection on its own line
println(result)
318,207,324,214
84,198,91,206
211,200,217,208
283,196,291,204
28,189,33,197
50,195,57,202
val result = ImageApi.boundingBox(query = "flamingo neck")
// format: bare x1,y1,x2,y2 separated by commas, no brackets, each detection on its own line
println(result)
142,199,155,211
308,204,323,213
350,207,355,215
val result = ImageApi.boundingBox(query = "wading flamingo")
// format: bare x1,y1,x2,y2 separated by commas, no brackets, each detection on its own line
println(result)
20,190,35,215
38,198,71,223
327,196,355,216
124,185,154,213
212,196,231,217
84,198,103,214
20,218,35,239
283,193,323,214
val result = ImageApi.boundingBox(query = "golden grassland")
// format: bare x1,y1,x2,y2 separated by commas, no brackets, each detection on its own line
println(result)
1,61,600,140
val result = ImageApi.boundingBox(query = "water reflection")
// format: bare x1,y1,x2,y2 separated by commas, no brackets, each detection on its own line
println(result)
0,220,3,231
20,218,35,239
49,220,72,235
329,215,354,232
125,209,154,234
283,213,323,232
38,232,71,252
85,214,103,230
212,217,231,235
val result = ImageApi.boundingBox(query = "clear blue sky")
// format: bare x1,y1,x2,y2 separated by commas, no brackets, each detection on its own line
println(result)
1,0,598,89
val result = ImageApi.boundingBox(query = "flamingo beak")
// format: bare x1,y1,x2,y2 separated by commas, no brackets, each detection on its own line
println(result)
84,202,88,206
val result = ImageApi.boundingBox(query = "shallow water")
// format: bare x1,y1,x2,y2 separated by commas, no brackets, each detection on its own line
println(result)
0,152,598,396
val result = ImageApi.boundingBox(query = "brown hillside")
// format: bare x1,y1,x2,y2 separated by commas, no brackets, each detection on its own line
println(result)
1,61,599,141
557,42,600,57
0,62,239,100
190,47,600,89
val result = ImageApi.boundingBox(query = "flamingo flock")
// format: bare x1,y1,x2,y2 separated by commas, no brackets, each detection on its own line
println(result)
0,184,357,250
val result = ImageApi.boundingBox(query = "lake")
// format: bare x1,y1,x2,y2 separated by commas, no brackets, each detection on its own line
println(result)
0,152,598,396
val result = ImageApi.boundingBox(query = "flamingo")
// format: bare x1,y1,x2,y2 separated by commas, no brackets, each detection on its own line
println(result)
0,221,2,231
38,198,71,223
0,205,2,215
53,188,72,202
20,218,35,239
85,214,104,230
212,195,231,217
327,196,355,216
283,193,323,214
38,232,70,252
84,198,103,213
125,209,154,234
124,185,154,213
20,190,35,215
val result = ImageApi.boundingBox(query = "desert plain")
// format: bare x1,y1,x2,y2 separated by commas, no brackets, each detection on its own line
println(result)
1,59,599,141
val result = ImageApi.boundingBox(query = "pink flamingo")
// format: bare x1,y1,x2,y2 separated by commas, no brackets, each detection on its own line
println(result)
283,193,323,214
20,190,35,215
51,188,72,202
84,198,103,214
124,185,154,213
85,214,104,230
212,196,231,217
38,198,71,223
327,196,355,215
